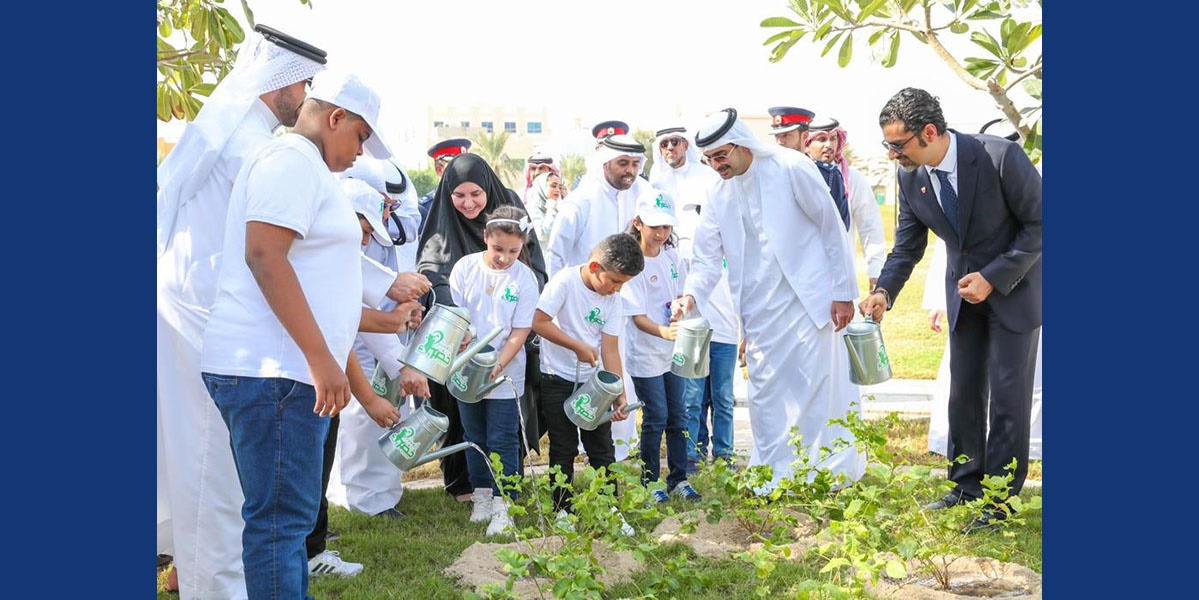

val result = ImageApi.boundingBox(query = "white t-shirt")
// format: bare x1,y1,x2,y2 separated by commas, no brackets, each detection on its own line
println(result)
536,265,623,383
201,134,363,384
449,252,540,399
620,247,687,377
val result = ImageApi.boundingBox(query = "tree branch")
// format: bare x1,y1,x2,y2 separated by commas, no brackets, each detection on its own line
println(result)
919,5,988,92
1004,63,1042,92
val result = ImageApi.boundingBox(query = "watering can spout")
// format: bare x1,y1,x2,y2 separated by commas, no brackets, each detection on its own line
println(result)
410,441,477,469
450,326,505,375
476,375,511,399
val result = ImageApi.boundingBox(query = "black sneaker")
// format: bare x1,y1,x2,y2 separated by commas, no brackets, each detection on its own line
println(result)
325,529,341,542
375,507,406,520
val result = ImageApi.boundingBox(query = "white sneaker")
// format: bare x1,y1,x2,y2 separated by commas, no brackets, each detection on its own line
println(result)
308,550,363,578
469,488,494,523
610,506,635,537
486,499,513,536
554,509,576,533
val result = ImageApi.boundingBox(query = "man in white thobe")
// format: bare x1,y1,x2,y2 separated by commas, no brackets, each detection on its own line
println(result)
156,26,327,599
673,109,866,491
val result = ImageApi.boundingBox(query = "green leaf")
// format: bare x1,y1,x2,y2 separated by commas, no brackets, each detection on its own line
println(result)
964,56,999,79
763,29,797,45
950,22,969,34
882,31,901,67
885,559,907,579
769,33,805,63
761,16,801,27
814,18,834,39
821,31,844,57
1022,79,1042,100
859,0,890,21
970,30,1004,58
844,498,863,518
868,28,885,45
838,32,853,67
820,557,851,574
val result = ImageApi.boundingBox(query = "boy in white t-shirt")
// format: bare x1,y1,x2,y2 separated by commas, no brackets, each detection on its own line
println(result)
533,233,644,520
199,71,399,598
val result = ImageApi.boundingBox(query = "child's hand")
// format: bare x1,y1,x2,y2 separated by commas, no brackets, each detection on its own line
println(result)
659,322,679,341
362,393,402,429
490,363,506,381
573,344,599,367
610,394,629,422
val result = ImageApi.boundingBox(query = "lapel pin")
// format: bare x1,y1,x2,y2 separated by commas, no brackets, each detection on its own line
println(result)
920,186,927,194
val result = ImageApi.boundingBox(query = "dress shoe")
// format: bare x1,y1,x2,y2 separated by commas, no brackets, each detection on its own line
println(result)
961,509,1006,534
375,507,406,520
923,491,967,510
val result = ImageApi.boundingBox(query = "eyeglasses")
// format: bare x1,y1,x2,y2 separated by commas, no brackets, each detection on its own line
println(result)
701,144,738,167
880,133,917,154
659,137,686,149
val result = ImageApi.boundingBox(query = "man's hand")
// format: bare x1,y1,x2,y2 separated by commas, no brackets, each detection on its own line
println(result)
738,338,747,368
957,272,993,304
928,309,946,334
387,271,432,303
399,366,429,398
831,301,854,331
859,292,888,323
395,300,424,333
310,355,350,417
670,295,696,321
869,277,878,290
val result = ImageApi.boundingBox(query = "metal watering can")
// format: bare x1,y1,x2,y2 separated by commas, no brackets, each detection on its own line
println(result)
377,404,476,471
843,316,893,385
369,362,405,408
564,369,644,431
670,317,714,378
448,345,511,403
398,304,504,385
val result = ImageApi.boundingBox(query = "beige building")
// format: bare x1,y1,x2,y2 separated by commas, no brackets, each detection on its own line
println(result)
426,105,550,161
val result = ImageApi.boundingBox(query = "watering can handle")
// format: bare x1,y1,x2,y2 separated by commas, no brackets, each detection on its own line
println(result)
843,335,868,382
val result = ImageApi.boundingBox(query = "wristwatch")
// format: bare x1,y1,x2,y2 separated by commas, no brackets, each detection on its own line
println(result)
871,287,892,310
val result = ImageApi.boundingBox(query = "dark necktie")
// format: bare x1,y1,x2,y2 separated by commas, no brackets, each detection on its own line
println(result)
818,162,851,231
933,168,959,236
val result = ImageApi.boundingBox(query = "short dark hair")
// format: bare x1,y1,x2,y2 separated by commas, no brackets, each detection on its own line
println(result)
879,87,947,135
589,233,644,277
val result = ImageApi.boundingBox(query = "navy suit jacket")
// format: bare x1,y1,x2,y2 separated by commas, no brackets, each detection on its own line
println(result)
877,131,1042,333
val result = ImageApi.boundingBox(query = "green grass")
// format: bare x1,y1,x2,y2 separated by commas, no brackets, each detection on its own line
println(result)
157,416,1041,598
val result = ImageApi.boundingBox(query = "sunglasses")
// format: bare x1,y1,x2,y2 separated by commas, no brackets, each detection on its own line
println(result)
701,144,738,167
659,137,686,149
880,132,917,154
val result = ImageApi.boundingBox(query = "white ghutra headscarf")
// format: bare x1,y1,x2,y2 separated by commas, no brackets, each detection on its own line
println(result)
156,30,326,256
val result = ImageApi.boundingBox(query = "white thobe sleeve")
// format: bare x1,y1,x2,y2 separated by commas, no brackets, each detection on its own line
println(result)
848,168,887,279
547,198,583,277
789,163,858,302
682,192,724,301
359,331,407,378
360,254,397,307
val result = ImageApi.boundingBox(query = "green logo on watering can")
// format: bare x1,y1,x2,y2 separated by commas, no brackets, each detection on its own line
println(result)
585,308,606,326
672,352,686,366
419,330,452,366
502,285,519,302
389,427,418,459
370,371,388,395
450,371,468,392
877,346,890,370
572,393,596,422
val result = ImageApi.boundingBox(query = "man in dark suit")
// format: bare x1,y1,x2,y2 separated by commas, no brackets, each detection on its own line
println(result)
860,88,1041,531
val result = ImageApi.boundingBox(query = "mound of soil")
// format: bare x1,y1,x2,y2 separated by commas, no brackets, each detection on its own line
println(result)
445,535,640,598
867,555,1042,599
651,508,818,558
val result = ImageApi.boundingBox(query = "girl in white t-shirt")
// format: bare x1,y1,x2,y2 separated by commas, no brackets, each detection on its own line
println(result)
448,205,541,537
621,190,702,503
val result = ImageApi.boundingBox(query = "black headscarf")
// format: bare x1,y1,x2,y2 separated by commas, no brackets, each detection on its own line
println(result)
416,153,548,306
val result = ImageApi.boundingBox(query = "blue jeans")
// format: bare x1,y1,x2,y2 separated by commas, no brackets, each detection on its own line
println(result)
683,341,737,465
633,371,688,490
458,396,522,498
203,374,329,600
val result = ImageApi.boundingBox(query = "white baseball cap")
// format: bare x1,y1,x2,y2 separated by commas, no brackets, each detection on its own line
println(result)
342,178,393,247
636,188,677,227
308,69,393,159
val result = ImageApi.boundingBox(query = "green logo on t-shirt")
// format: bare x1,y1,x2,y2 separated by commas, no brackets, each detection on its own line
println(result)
586,307,606,326
502,285,519,302
670,263,678,279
